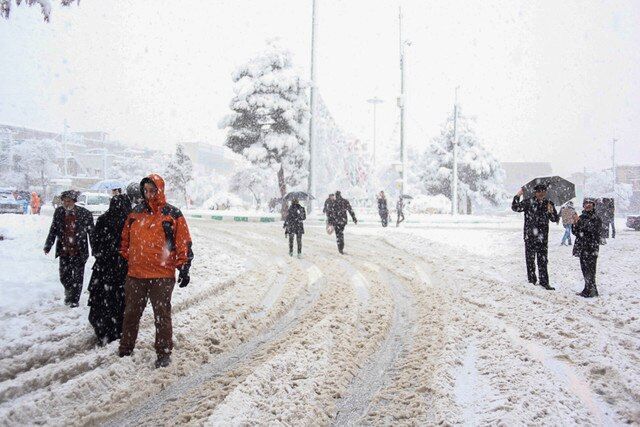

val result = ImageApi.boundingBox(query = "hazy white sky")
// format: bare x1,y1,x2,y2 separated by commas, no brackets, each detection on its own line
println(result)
1,0,638,176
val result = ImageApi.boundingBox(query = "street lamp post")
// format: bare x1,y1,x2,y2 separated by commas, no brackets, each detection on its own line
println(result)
307,0,318,211
451,86,460,215
398,6,407,197
366,97,384,167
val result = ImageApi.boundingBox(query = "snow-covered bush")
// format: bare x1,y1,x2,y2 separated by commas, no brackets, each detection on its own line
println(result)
203,192,245,211
408,194,451,214
220,40,309,214
187,174,230,208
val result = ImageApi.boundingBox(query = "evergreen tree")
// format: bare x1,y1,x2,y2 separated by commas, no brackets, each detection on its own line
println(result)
415,111,506,212
164,144,193,207
219,40,309,216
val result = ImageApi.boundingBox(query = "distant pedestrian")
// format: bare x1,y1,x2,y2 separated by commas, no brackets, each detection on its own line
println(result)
377,191,389,227
30,192,41,215
328,191,357,254
511,184,559,290
603,198,616,240
396,196,405,227
572,198,602,298
284,198,306,258
44,190,95,307
118,174,193,368
559,201,576,246
323,193,336,234
88,194,132,345
126,182,144,206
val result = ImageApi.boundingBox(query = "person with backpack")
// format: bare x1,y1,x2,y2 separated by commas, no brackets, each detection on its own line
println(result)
118,174,193,368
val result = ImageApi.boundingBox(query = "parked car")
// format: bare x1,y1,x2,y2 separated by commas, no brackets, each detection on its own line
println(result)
626,215,640,231
0,189,25,214
76,192,111,216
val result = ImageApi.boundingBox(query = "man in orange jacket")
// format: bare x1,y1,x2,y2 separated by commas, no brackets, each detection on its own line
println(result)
118,174,193,368
30,192,41,214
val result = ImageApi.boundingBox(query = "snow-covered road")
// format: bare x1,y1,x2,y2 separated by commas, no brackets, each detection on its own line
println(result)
0,215,638,425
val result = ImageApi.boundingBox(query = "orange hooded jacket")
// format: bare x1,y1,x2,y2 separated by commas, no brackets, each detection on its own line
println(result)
30,192,40,210
120,174,193,279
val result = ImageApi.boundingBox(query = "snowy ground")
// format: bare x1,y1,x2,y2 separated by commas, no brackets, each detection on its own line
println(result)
0,213,638,425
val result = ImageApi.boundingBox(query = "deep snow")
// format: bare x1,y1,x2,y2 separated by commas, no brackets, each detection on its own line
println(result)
0,213,638,425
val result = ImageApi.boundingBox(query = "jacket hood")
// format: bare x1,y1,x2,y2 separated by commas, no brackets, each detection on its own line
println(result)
108,194,132,217
140,174,167,211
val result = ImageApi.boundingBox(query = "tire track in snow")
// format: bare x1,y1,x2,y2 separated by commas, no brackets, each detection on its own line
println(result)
104,255,326,426
334,266,415,425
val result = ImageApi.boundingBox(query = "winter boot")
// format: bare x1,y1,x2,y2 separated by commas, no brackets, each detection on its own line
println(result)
540,284,555,291
155,354,171,369
289,251,293,257
118,349,132,357
297,253,302,259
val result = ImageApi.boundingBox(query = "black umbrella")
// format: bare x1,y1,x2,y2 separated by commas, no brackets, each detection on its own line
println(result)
401,194,413,200
284,191,314,201
523,176,575,206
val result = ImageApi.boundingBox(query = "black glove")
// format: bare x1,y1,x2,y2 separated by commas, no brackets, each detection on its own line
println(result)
178,267,190,288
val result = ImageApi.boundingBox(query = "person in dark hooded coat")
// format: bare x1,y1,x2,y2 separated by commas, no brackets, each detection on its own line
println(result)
377,191,389,227
283,198,306,257
88,194,132,345
572,198,602,298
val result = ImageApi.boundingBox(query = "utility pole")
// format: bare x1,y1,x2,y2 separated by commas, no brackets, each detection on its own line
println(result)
63,120,69,177
366,97,384,167
307,0,318,211
451,86,460,215
612,138,617,193
398,5,406,196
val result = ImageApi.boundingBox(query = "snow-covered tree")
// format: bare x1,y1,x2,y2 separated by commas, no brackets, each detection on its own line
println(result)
9,139,59,199
416,112,506,213
164,144,193,207
229,165,274,209
109,155,163,184
585,169,633,212
1,0,78,22
219,40,309,216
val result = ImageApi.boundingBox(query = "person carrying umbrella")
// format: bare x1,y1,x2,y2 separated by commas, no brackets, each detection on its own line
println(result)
396,196,405,227
283,198,306,257
377,191,389,227
572,198,602,298
512,184,559,290
328,191,357,254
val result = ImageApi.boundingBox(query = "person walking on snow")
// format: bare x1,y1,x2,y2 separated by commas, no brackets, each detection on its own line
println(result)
118,174,194,368
88,194,132,345
559,201,576,246
44,190,94,307
284,198,306,258
512,184,559,290
396,196,405,227
328,191,357,254
30,192,41,215
572,198,602,298
377,191,389,227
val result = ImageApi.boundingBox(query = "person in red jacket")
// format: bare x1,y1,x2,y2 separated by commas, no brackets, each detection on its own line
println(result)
118,174,193,368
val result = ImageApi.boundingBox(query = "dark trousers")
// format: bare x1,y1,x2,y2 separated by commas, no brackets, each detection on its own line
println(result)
610,221,616,239
334,223,346,252
119,277,175,356
288,232,302,254
379,211,388,227
396,211,405,226
524,242,549,286
59,256,86,305
579,253,598,296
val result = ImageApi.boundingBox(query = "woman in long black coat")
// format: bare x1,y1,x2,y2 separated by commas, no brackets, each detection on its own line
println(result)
284,198,306,258
572,198,602,298
88,194,132,344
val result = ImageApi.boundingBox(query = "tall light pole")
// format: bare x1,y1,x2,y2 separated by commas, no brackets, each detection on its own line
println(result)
62,120,69,177
612,138,617,193
398,5,406,196
307,0,318,211
366,97,384,167
451,86,460,215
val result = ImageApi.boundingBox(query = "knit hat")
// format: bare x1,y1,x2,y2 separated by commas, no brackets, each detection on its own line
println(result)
60,190,79,201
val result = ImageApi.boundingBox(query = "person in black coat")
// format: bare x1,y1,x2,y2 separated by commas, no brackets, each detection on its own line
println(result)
44,190,95,307
328,191,357,254
572,198,602,298
377,191,389,227
284,198,306,257
511,184,560,290
88,194,132,344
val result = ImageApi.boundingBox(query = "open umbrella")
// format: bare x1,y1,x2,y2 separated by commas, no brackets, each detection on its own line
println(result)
284,191,314,201
401,194,414,200
91,179,126,191
523,176,575,206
